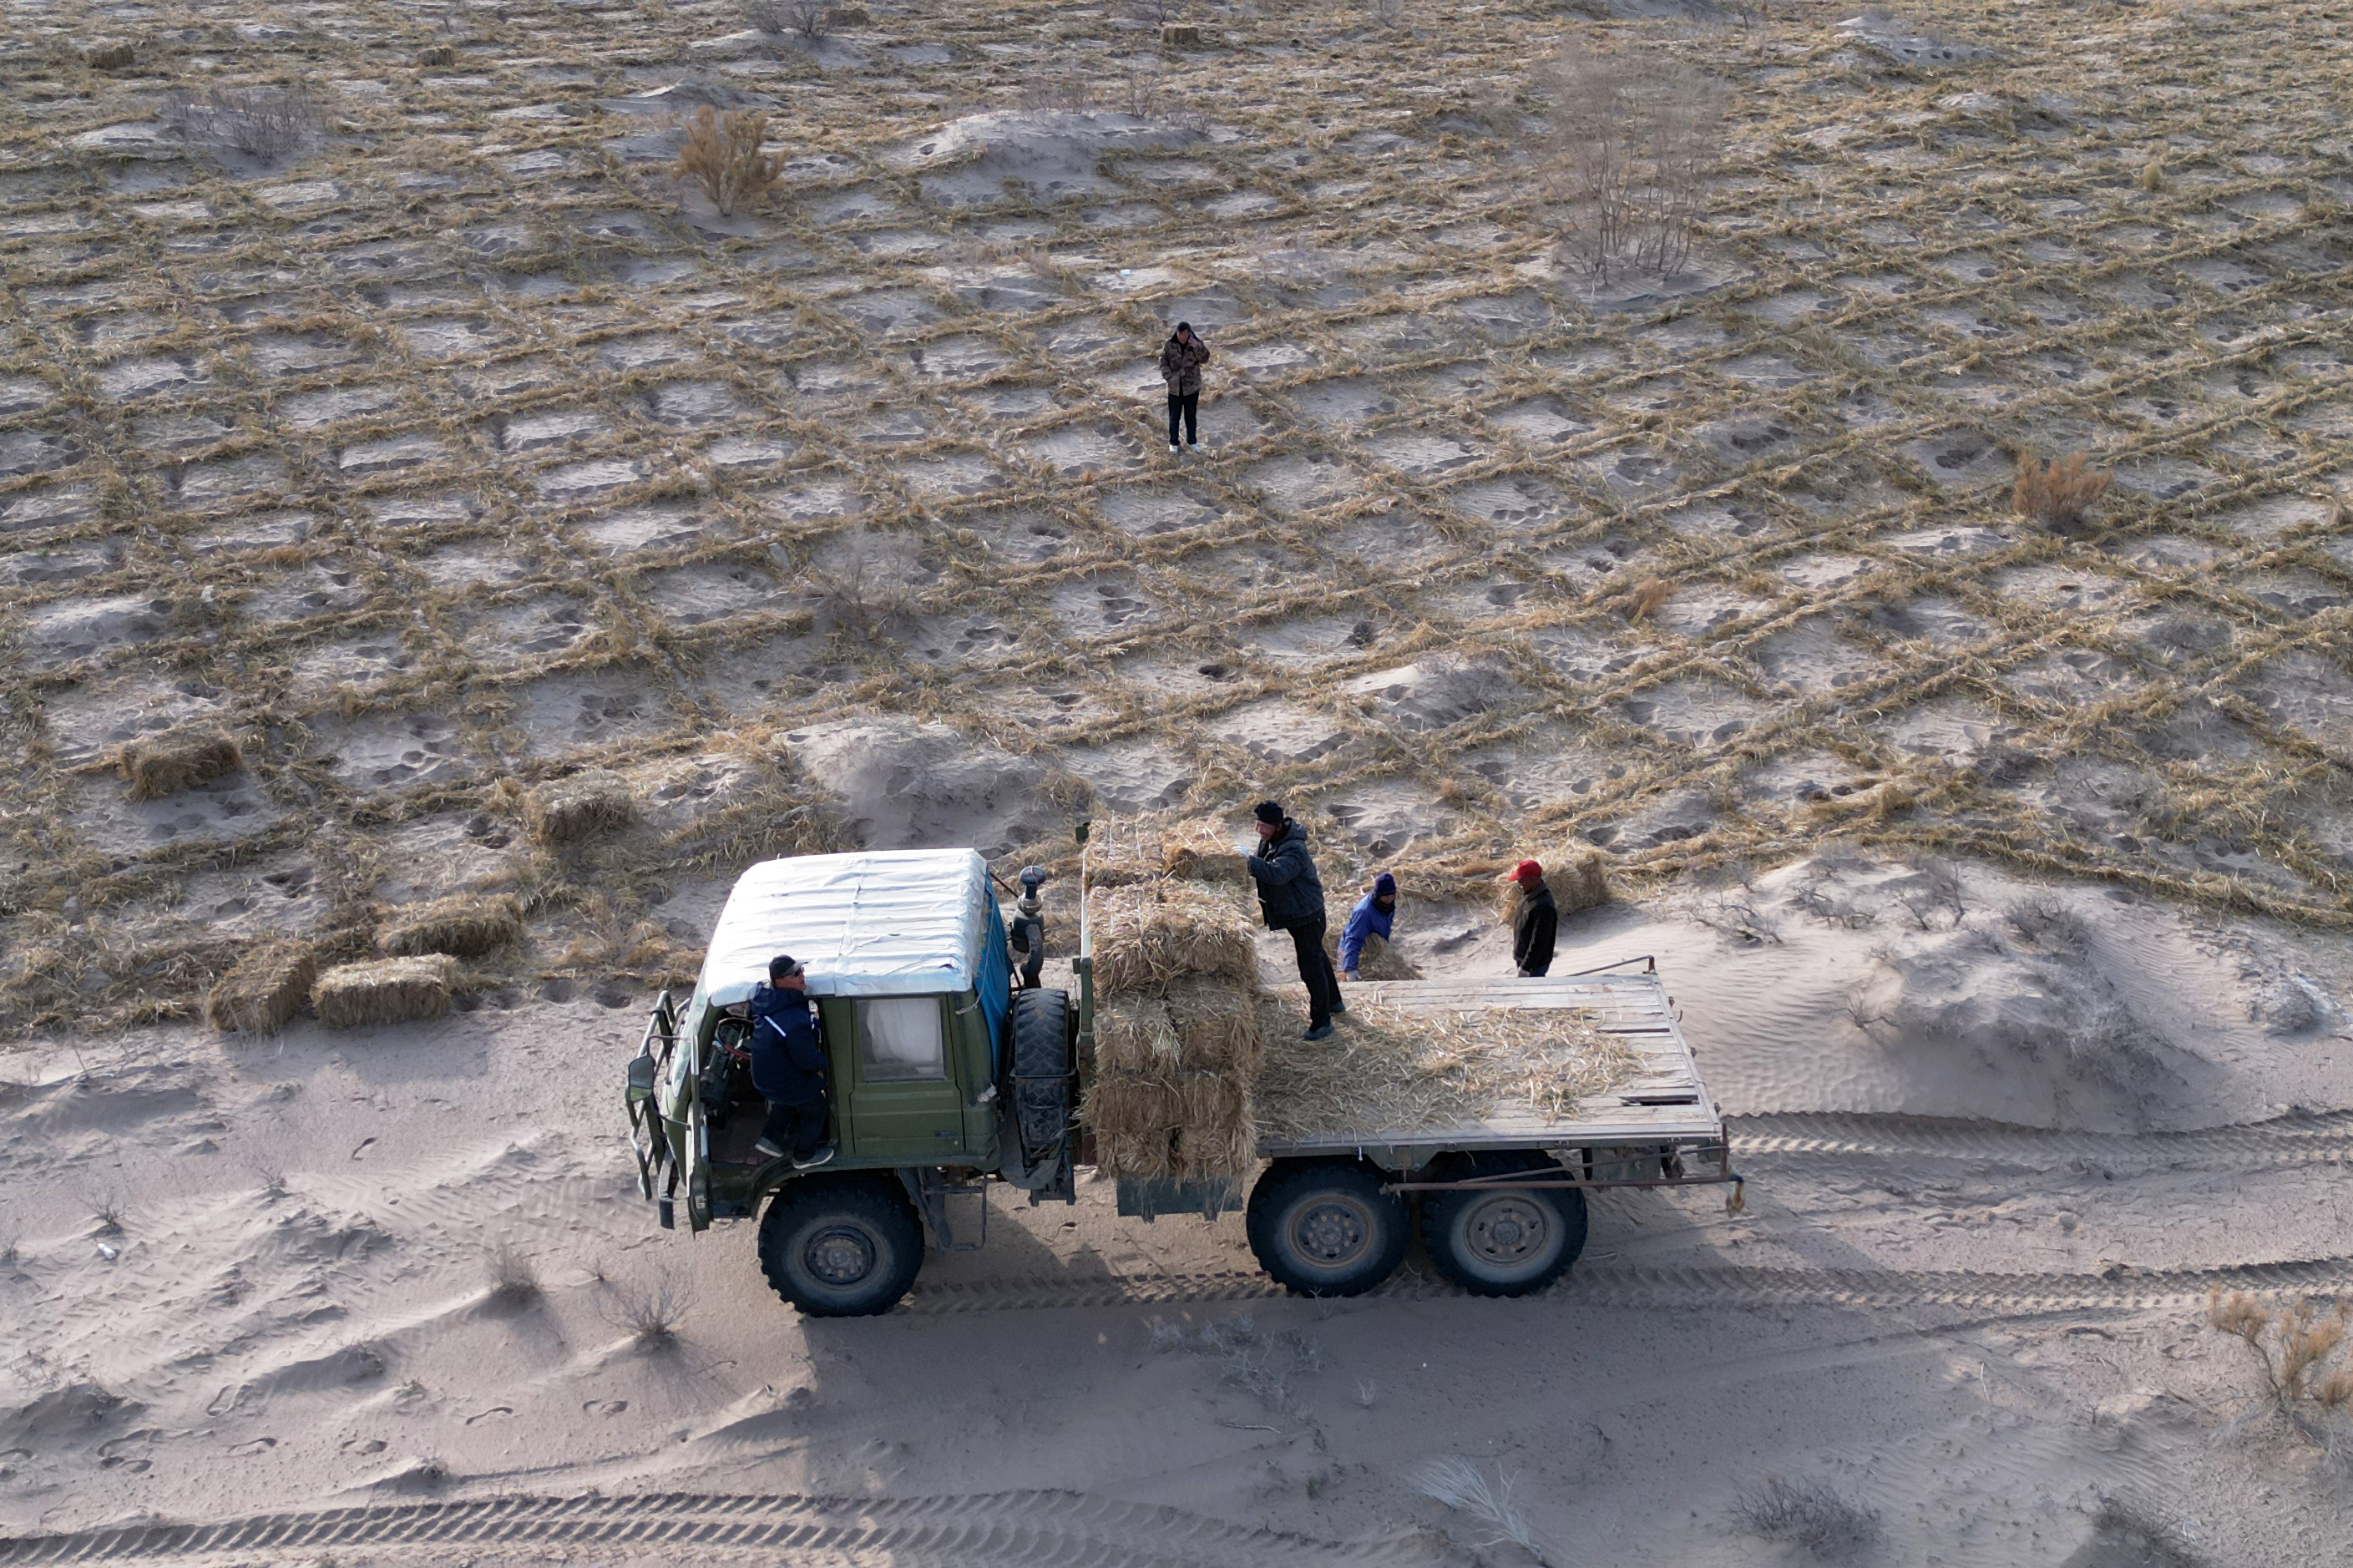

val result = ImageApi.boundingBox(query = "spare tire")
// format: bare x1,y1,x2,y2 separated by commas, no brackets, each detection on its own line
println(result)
1009,986,1073,1167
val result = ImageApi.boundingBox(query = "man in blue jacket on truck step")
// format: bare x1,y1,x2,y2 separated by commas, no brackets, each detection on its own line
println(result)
1338,871,1399,982
750,953,836,1168
1245,800,1341,1040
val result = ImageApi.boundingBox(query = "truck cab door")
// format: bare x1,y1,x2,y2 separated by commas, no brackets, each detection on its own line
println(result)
825,996,965,1162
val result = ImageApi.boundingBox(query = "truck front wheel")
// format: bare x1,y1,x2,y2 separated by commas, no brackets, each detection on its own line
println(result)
1245,1159,1409,1297
759,1175,923,1317
1420,1166,1586,1297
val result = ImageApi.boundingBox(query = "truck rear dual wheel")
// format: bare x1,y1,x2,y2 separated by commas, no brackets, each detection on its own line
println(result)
1246,1160,1410,1297
1419,1156,1587,1297
759,1174,923,1317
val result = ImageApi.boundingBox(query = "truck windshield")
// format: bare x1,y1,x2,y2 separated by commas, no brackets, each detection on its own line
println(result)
858,997,945,1081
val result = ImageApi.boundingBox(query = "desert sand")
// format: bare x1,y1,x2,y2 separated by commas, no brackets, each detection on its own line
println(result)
3,0,2351,1556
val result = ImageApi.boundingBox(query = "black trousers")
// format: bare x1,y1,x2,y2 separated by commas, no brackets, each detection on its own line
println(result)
1286,918,1340,1029
762,1093,829,1159
1166,390,1199,446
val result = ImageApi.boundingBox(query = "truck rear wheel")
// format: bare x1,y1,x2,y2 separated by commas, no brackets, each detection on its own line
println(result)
1246,1159,1409,1297
759,1174,923,1318
1420,1157,1586,1297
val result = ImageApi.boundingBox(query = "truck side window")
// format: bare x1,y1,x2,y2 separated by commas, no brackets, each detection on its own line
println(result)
857,997,945,1082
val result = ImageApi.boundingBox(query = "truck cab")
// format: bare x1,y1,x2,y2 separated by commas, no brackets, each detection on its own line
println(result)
624,848,1075,1313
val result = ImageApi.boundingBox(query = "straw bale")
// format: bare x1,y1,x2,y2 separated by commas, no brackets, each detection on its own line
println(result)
314,955,455,1029
1086,881,1257,999
1085,1070,1254,1180
1163,975,1262,1073
1094,993,1182,1074
526,769,633,843
1255,998,1642,1143
377,893,523,959
204,939,316,1035
1082,820,1165,888
1161,817,1250,884
119,730,242,802
1092,1127,1177,1181
1548,848,1609,915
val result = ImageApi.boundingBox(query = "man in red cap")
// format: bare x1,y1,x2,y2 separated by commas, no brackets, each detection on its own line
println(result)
1505,860,1556,979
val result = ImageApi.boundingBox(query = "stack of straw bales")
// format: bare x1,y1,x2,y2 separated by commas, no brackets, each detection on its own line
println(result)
1081,852,1264,1182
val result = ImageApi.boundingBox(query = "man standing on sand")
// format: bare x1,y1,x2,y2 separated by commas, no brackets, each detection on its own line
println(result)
1158,321,1210,454
749,954,836,1168
1338,871,1399,982
1506,859,1557,979
1244,800,1341,1039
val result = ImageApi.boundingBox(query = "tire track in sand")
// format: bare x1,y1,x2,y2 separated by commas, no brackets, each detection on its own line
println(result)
896,1254,2353,1315
0,1490,1455,1567
1727,1109,2353,1170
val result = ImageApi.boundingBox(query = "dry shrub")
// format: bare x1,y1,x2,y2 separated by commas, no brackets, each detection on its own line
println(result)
486,1242,539,1304
205,940,316,1035
1018,68,1210,130
1086,881,1258,998
526,770,634,844
671,105,786,216
807,526,918,640
1542,44,1723,282
606,1272,694,1345
746,0,837,37
1415,1458,1546,1560
377,893,523,959
2013,450,2112,530
1733,1476,1880,1560
162,87,324,161
315,955,455,1029
119,730,241,801
2209,1289,2353,1444
1254,997,1640,1141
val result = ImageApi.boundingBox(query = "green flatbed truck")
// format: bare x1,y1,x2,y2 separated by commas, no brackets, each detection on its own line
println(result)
625,845,1738,1316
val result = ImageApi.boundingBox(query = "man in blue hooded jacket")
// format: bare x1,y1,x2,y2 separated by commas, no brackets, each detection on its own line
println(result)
748,953,835,1168
1338,872,1399,980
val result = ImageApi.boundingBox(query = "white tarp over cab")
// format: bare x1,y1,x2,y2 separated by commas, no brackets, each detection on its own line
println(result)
697,849,991,999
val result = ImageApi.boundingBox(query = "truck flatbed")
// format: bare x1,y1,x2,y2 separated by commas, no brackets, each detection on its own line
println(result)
1256,966,1725,1160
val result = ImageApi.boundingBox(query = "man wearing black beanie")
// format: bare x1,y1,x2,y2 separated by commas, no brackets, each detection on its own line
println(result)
1244,800,1340,1039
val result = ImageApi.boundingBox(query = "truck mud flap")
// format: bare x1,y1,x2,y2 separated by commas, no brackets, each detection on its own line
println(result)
1116,1176,1242,1222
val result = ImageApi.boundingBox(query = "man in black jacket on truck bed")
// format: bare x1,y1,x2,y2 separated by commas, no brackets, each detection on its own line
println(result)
1245,800,1342,1040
